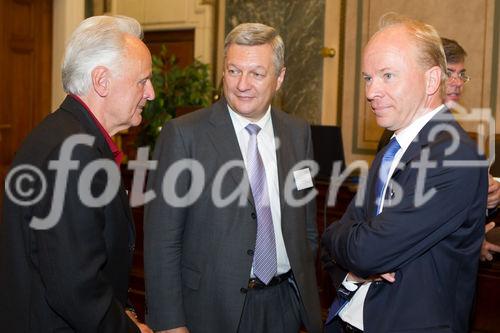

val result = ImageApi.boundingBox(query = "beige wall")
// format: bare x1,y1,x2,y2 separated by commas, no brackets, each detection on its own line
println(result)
51,0,85,110
51,0,214,109
111,0,214,65
321,0,343,126
337,0,498,164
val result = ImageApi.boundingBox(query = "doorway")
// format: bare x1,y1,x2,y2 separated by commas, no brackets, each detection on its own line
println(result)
0,0,52,206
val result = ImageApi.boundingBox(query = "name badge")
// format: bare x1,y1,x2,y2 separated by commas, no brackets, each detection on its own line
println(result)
293,168,313,190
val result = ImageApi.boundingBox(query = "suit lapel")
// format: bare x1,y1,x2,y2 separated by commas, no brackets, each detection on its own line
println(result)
367,151,384,216
206,98,255,207
391,106,450,180
271,109,292,213
61,96,115,161
367,108,447,216
60,96,135,245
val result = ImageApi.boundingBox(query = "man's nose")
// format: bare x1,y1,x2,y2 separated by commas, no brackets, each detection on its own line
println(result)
366,79,383,100
145,80,155,100
237,73,251,91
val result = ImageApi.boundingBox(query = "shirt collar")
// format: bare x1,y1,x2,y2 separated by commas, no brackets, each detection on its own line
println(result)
394,104,445,151
227,105,272,134
69,94,123,166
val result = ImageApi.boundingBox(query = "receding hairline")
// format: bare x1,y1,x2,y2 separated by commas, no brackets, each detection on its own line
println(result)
122,33,149,56
365,24,419,56
366,23,432,69
366,13,448,97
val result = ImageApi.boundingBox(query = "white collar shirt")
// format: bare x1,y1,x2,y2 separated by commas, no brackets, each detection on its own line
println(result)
227,105,291,276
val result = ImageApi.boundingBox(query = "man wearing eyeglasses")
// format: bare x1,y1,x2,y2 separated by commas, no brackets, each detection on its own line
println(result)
441,38,500,261
442,37,470,104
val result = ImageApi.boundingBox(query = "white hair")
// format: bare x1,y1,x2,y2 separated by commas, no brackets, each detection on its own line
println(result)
62,15,143,95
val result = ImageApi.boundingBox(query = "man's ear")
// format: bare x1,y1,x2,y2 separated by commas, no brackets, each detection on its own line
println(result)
275,67,286,91
91,66,110,97
425,65,441,96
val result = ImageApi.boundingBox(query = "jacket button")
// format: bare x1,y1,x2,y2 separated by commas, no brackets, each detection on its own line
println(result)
247,249,254,256
240,287,247,294
251,212,257,219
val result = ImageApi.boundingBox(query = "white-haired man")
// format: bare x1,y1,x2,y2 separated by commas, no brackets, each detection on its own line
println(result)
0,15,154,332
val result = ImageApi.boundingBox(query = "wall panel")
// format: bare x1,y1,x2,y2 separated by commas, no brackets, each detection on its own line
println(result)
341,0,496,163
225,0,326,124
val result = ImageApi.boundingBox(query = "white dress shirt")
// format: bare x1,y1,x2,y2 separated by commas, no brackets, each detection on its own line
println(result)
340,105,445,330
227,105,291,276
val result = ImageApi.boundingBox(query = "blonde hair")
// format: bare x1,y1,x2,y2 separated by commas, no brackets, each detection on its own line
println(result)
378,12,447,96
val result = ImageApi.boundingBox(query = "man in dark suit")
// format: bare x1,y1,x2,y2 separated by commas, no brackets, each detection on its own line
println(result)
322,14,487,332
0,15,155,332
377,37,500,261
144,23,322,333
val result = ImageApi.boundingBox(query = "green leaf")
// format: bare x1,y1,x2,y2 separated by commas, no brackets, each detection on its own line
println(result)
138,45,215,149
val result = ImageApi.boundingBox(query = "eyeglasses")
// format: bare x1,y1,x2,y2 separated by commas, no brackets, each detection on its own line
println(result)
446,70,471,83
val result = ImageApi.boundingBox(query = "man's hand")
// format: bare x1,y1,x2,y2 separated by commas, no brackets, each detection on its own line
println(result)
125,310,153,333
157,327,190,333
487,174,500,209
379,272,396,283
480,222,500,261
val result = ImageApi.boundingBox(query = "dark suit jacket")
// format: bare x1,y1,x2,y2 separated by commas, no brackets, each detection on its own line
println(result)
144,98,322,333
377,125,498,219
322,110,487,333
0,96,139,332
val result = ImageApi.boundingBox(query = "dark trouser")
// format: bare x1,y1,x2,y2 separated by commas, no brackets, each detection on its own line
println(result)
237,278,304,333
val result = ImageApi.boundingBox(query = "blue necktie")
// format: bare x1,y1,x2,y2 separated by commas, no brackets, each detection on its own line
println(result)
325,137,400,326
374,137,400,215
245,124,277,284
